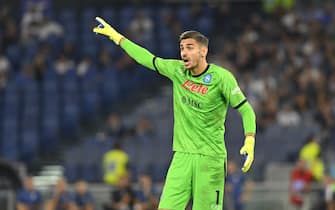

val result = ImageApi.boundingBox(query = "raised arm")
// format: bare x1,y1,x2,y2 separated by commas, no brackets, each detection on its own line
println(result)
93,17,182,80
93,17,156,70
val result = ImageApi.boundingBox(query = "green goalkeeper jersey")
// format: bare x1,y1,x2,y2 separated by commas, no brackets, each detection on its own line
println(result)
153,58,246,158
121,39,249,158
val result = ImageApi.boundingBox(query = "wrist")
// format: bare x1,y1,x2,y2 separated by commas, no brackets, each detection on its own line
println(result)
245,135,255,145
110,32,124,45
245,133,255,137
119,37,126,45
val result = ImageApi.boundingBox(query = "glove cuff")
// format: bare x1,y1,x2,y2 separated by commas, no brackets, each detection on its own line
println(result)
244,136,255,146
109,33,124,45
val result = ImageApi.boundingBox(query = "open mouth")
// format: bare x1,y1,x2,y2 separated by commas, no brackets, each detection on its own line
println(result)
183,58,190,66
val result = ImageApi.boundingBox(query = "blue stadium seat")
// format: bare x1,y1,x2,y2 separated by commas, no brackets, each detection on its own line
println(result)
80,140,102,181
196,16,213,36
119,7,135,32
157,6,172,23
79,137,113,181
81,43,98,58
2,118,19,160
4,83,19,116
24,41,40,61
82,8,96,21
41,116,59,153
58,9,75,24
41,75,59,150
159,41,177,58
101,67,119,110
157,26,172,41
150,163,169,182
135,134,155,175
5,44,21,70
63,22,77,33
177,6,193,29
58,69,80,138
21,130,39,162
1,136,19,161
101,8,116,21
80,66,100,119
64,147,82,182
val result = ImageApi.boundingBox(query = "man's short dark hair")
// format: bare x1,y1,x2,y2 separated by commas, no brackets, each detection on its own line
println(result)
179,31,209,47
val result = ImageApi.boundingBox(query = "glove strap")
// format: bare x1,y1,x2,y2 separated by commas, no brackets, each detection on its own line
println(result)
110,33,124,45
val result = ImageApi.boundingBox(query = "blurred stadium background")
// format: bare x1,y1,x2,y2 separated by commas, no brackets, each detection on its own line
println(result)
0,0,334,209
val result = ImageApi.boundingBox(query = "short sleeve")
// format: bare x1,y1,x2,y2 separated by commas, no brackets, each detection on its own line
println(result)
221,72,246,109
153,57,182,81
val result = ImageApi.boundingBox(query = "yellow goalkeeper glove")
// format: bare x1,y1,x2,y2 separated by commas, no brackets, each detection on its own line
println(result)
93,17,124,45
240,135,255,173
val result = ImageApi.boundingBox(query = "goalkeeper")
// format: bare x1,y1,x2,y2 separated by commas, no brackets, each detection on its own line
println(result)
93,17,256,210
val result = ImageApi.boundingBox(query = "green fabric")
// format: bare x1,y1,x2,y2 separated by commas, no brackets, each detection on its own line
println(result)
156,62,249,158
237,101,256,135
121,39,156,70
120,39,256,158
159,152,225,210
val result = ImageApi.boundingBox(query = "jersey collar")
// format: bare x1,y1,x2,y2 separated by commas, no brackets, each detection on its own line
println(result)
191,64,210,78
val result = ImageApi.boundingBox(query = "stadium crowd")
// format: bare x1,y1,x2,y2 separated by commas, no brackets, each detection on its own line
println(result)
0,0,334,209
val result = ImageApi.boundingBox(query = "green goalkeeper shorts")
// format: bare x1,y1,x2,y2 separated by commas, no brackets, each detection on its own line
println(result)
158,152,226,210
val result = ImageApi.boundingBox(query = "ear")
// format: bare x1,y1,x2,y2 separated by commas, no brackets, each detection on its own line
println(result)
200,46,208,58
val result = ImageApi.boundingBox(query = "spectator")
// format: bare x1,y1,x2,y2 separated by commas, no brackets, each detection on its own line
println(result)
20,3,44,43
73,181,94,210
16,176,42,210
38,16,63,41
276,103,301,127
324,175,335,210
309,152,325,182
134,173,159,210
289,159,314,210
0,55,9,89
2,16,19,50
105,113,127,139
45,177,77,210
0,3,334,206
103,142,129,186
54,53,75,75
129,9,153,45
299,134,321,168
103,175,135,210
133,117,154,175
225,160,250,210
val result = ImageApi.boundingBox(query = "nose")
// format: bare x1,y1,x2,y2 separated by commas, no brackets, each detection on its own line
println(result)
181,50,186,58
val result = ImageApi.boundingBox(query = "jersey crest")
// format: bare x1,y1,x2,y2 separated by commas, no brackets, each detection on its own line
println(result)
203,74,212,83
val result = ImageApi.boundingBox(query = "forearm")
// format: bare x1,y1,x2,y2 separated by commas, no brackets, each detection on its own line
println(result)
120,38,155,71
237,101,256,136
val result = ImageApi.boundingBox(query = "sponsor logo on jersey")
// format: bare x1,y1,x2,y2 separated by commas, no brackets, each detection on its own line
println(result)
181,95,201,108
203,74,212,83
181,80,209,95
